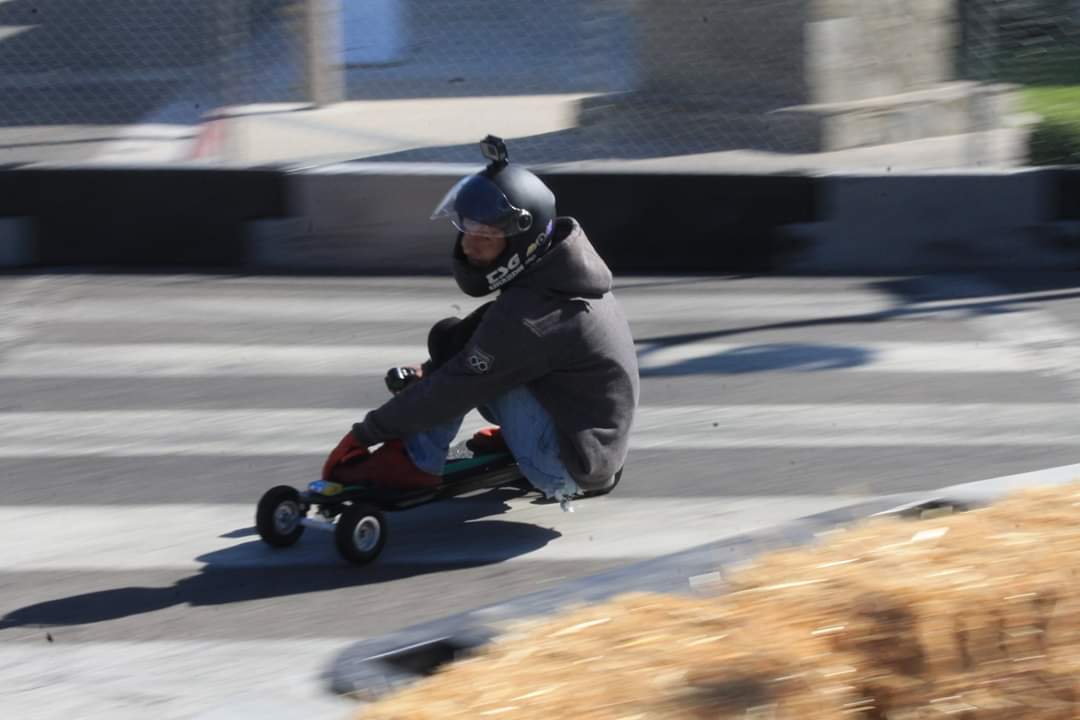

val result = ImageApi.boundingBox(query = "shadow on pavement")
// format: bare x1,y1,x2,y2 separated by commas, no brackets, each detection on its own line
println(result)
0,487,560,629
639,342,874,376
635,277,1080,348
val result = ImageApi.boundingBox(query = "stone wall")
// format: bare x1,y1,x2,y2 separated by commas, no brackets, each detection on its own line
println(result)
807,0,957,103
635,0,809,111
633,0,958,107
585,0,1020,155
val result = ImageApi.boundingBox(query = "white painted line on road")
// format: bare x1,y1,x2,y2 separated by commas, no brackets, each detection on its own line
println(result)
0,496,871,571
0,276,52,351
0,341,1030,377
0,404,1076,457
0,408,489,457
630,403,1080,448
17,292,898,324
923,275,1080,394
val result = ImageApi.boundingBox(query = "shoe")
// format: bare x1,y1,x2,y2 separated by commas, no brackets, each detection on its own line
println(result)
329,439,442,491
580,467,623,498
467,426,509,454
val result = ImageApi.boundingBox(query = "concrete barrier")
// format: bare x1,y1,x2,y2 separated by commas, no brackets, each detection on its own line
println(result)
254,163,1080,275
541,171,816,272
1055,167,1080,221
250,163,819,274
2,164,1080,273
785,170,1069,273
0,218,33,268
0,167,288,268
248,163,468,274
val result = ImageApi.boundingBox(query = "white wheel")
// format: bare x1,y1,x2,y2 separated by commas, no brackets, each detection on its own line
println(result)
335,503,387,565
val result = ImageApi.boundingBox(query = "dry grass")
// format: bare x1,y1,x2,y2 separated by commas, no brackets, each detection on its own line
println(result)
357,482,1080,719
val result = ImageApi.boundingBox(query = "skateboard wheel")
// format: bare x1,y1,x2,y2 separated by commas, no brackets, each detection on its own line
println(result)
335,503,387,565
256,485,307,547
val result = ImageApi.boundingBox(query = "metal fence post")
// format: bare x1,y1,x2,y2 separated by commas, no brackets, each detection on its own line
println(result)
303,0,346,106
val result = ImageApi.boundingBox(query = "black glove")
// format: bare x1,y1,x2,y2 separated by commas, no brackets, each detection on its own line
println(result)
385,364,425,394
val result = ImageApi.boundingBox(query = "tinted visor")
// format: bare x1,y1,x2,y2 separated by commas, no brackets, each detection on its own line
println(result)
431,174,532,236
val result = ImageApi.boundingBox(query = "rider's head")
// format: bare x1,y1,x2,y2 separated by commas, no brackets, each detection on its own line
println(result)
459,221,508,268
431,136,556,297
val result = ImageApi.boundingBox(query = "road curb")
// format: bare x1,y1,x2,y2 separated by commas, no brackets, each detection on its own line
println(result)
326,493,914,702
327,461,1080,705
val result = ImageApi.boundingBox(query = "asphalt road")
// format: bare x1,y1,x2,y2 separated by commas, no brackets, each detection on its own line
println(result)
2,271,1080,717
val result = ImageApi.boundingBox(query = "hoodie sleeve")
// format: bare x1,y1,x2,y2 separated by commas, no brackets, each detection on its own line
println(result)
350,300,550,446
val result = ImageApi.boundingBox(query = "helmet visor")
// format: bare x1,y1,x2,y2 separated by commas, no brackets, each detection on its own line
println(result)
431,175,532,236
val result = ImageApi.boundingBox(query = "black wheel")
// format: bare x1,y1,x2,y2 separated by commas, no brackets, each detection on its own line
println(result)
335,503,387,566
256,485,307,547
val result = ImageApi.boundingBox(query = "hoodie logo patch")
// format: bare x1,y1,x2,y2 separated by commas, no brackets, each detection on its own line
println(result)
466,346,494,374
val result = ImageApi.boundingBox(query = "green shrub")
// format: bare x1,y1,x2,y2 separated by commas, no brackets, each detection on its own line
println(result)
1023,86,1080,165
1028,119,1080,164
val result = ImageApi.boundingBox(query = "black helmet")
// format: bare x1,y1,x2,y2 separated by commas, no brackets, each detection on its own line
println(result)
431,136,556,297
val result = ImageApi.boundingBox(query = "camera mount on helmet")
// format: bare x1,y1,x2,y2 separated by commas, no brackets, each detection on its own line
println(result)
479,135,509,171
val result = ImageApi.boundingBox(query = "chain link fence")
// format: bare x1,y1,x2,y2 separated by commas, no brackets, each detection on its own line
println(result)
1,0,1078,169
0,0,305,166
959,0,1080,164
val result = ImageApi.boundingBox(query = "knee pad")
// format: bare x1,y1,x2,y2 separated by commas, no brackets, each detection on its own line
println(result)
426,301,493,370
427,317,464,370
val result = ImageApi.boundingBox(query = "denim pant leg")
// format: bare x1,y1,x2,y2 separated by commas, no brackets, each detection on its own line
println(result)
485,386,582,501
402,387,581,501
404,416,464,476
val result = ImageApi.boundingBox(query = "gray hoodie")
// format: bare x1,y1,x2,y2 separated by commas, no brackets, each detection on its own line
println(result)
351,218,640,491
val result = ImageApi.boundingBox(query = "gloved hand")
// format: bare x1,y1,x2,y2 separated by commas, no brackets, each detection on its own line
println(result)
322,431,370,480
385,364,425,395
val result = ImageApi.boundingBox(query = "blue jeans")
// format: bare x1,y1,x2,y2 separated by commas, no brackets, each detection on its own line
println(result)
404,386,583,501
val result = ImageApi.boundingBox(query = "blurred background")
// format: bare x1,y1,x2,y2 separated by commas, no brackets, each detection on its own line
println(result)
1,0,1078,172
6,5,1080,717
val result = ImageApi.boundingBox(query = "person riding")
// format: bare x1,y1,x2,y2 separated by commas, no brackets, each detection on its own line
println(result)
321,136,640,506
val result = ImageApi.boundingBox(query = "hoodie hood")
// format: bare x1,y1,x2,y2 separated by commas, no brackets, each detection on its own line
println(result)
512,217,612,298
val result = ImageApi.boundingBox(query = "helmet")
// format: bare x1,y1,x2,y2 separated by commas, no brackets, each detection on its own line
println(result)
431,136,556,297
